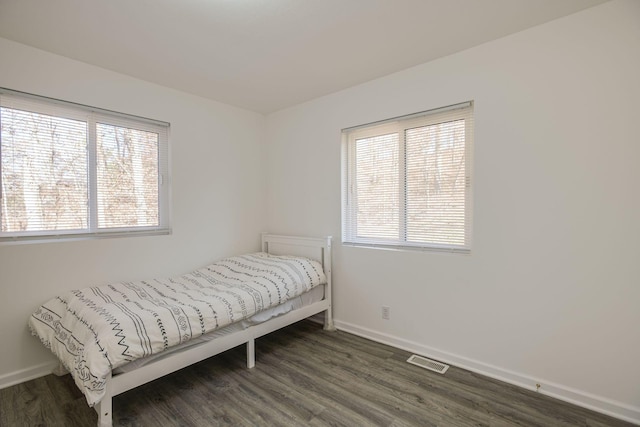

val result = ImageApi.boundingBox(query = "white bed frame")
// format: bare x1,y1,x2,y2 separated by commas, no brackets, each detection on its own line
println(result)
94,234,334,427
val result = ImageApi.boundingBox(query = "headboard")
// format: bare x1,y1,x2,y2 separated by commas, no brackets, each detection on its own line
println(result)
261,234,332,318
261,233,332,273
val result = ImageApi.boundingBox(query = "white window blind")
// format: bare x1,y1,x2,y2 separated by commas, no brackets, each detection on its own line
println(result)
0,88,170,243
342,102,473,253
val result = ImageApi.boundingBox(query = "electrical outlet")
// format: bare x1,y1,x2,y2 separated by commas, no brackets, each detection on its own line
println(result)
382,306,390,320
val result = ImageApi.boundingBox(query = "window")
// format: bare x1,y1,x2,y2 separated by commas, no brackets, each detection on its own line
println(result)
0,88,170,243
342,102,473,253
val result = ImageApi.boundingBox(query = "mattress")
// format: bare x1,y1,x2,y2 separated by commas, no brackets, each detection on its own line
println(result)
113,284,325,374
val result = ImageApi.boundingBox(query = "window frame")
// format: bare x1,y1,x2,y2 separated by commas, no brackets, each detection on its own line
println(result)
342,102,473,254
0,88,171,244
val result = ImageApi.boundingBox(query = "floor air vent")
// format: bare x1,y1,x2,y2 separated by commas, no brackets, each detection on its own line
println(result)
407,355,449,374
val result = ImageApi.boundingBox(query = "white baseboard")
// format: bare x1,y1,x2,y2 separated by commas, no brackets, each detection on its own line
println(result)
334,320,640,425
0,361,57,390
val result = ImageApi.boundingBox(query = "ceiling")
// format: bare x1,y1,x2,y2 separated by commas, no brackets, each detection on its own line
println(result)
0,0,607,114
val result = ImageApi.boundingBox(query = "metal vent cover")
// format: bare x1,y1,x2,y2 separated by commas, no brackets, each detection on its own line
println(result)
407,355,449,374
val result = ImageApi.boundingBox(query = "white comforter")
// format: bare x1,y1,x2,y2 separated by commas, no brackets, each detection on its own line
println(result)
28,252,326,406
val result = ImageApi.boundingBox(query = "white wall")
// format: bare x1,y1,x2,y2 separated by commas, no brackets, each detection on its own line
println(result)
266,0,640,422
0,38,267,383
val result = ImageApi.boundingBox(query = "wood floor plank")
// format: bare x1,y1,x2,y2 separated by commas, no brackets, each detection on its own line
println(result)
226,363,325,422
1,320,635,427
271,329,496,426
268,338,489,426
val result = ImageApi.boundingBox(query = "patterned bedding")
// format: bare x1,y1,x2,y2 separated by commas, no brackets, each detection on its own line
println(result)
28,252,326,406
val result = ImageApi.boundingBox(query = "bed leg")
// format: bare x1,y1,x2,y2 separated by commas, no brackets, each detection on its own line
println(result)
95,397,113,427
247,338,255,368
95,373,113,427
323,307,336,331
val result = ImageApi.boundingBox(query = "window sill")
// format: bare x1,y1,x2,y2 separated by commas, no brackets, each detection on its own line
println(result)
341,241,470,255
0,228,172,245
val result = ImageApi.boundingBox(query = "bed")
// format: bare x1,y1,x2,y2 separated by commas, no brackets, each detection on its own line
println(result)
28,234,334,427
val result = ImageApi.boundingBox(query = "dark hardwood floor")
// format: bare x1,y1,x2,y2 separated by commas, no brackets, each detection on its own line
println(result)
1,320,634,426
